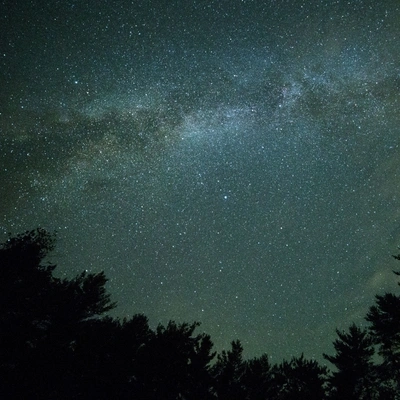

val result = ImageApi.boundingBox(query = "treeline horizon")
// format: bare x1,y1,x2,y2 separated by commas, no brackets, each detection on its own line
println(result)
1,228,399,399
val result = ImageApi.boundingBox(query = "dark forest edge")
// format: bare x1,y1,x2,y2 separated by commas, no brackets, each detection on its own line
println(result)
1,228,399,399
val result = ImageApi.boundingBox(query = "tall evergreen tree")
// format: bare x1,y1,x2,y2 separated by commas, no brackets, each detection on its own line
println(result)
366,263,400,398
323,323,377,399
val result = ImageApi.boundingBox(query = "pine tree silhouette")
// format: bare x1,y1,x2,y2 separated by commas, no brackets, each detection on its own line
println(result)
323,323,377,399
366,261,400,398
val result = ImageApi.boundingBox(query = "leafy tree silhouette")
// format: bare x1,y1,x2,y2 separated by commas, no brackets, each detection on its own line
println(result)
63,314,152,399
0,229,116,399
323,323,377,400
212,339,246,400
240,354,274,400
212,343,328,400
273,354,328,400
132,320,216,400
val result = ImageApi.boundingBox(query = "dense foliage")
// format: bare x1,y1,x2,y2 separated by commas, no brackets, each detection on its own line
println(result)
1,229,399,399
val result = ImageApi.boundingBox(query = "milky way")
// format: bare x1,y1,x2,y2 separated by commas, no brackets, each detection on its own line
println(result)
1,0,400,361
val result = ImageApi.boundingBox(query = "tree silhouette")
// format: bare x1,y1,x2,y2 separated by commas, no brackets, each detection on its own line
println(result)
323,323,377,399
212,339,246,400
240,354,274,400
366,264,400,398
0,229,117,398
132,320,216,399
56,313,153,399
273,354,328,400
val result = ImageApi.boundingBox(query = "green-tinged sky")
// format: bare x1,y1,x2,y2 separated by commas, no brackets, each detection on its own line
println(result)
1,0,400,363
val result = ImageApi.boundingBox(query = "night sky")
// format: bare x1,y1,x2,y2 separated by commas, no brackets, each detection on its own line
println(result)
1,0,400,363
